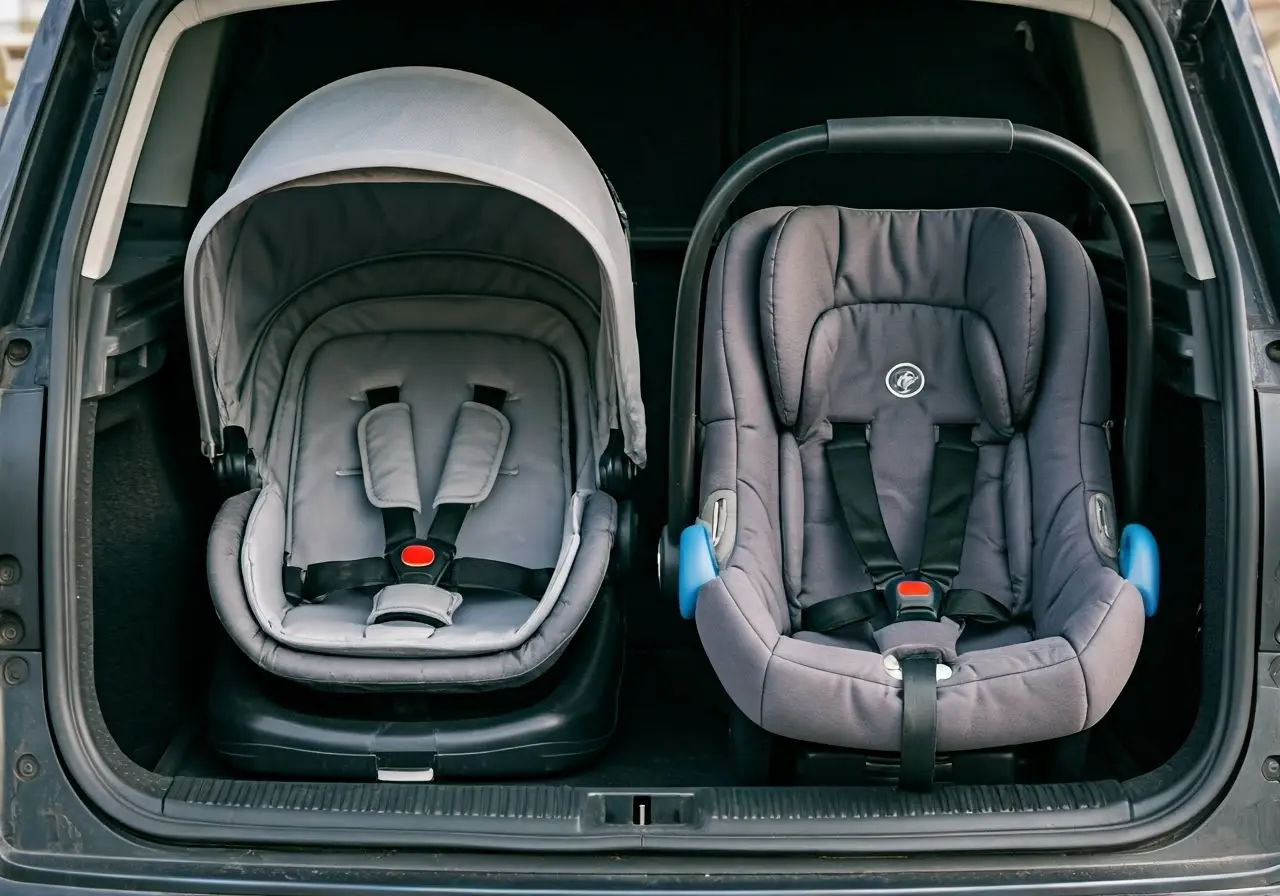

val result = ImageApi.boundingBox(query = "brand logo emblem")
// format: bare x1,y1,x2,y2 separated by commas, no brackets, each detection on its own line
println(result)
885,362,925,399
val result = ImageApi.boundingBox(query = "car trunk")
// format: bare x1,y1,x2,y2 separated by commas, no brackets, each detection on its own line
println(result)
68,0,1228,849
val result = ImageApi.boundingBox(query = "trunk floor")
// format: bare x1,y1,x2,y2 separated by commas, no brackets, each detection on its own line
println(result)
550,648,735,787
160,647,739,788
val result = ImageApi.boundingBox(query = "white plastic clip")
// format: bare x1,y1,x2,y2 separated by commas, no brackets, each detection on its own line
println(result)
883,654,953,682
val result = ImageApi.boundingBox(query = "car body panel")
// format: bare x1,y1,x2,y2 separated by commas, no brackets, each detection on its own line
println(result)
0,0,1276,891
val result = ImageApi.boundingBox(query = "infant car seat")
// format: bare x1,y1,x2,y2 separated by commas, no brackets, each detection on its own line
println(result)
186,68,645,780
665,118,1160,791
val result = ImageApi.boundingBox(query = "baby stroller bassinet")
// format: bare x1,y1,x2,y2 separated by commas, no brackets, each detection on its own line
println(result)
186,67,644,779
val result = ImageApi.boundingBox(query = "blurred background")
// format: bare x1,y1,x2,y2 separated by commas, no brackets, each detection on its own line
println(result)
0,0,44,105
1254,0,1280,72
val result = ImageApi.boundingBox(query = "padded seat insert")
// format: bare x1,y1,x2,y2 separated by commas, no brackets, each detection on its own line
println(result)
255,328,570,654
288,331,569,574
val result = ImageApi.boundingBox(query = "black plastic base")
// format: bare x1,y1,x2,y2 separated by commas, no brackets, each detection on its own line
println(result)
792,744,1028,787
211,425,257,496
611,500,639,577
728,703,775,785
207,591,624,781
729,703,1061,788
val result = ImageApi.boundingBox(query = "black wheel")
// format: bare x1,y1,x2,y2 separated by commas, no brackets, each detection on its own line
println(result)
611,499,639,576
729,703,774,785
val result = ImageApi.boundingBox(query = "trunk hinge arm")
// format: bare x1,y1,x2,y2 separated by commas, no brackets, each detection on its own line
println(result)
78,0,117,69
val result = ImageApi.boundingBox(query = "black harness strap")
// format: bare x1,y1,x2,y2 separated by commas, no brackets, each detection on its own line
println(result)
451,558,554,596
425,502,469,546
799,589,887,634
811,422,1011,630
292,556,555,603
826,424,903,588
917,425,980,590
810,421,1013,791
899,655,940,792
424,384,506,546
283,384,549,605
800,587,1008,634
938,588,1011,625
296,556,390,600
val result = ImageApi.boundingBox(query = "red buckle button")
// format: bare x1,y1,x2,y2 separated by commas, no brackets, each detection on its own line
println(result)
897,580,932,597
400,544,436,567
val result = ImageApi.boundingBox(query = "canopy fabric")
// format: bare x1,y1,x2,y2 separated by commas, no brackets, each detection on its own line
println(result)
184,66,645,467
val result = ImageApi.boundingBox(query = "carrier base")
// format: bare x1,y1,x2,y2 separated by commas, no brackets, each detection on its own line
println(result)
729,702,1085,787
207,590,623,781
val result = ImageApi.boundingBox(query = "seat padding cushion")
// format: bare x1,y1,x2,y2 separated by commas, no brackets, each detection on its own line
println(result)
206,290,609,688
366,583,462,627
762,207,1048,619
357,401,422,512
209,487,617,691
760,207,1045,433
287,331,568,572
432,400,511,507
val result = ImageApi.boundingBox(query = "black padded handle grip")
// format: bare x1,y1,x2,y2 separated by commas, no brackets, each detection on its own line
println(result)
826,117,1015,154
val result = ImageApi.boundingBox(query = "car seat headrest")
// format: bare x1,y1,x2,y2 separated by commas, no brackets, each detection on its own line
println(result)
758,206,1046,435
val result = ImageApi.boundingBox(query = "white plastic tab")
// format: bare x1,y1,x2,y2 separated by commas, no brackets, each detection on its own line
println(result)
883,655,954,682
376,768,436,782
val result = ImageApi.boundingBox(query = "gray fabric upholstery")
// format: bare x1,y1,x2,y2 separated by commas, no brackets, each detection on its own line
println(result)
207,295,612,685
694,206,1145,751
759,207,1045,434
271,300,591,563
357,402,422,512
367,583,462,628
268,298,595,559
433,400,511,507
186,68,649,468
209,488,616,691
218,187,607,466
228,321,588,657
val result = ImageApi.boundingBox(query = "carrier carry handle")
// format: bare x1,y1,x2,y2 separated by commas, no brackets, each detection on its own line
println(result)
661,116,1153,595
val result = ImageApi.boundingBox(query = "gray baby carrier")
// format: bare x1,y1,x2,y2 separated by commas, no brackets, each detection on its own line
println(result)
665,117,1161,791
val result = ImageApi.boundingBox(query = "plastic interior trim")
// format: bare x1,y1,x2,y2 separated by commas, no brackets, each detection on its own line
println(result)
666,117,1154,564
1119,522,1160,616
128,15,224,207
78,0,333,281
75,0,1214,285
975,0,1215,280
678,522,718,619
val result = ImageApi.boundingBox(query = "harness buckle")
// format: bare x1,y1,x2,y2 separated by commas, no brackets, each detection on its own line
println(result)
387,538,455,587
886,574,942,622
